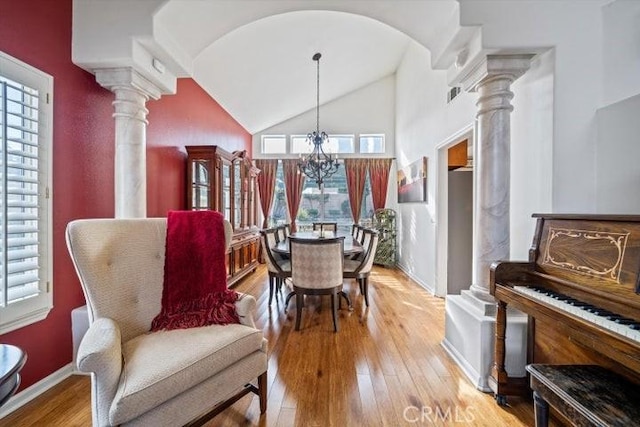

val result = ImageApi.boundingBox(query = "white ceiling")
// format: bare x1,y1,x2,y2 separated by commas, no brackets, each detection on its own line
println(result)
154,1,459,134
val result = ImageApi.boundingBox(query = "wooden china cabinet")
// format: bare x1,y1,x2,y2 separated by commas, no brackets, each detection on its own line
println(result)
186,145,260,287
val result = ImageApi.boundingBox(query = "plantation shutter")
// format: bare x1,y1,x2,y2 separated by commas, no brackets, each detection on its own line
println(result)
0,77,42,306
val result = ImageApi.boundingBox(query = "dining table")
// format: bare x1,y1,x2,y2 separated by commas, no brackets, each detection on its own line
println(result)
271,231,363,257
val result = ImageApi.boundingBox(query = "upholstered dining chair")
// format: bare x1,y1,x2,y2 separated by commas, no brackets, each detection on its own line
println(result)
275,224,291,242
343,229,379,307
66,218,267,426
351,223,359,239
312,222,338,233
289,236,345,332
352,224,365,244
260,228,291,305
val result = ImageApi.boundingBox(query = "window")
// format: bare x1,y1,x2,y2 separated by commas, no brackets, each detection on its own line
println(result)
291,135,312,154
296,168,374,232
291,134,355,155
266,160,375,231
267,161,287,226
261,135,286,154
327,134,355,154
0,51,53,334
359,134,385,154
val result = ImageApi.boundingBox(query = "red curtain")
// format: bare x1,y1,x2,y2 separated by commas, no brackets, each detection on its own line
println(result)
368,158,393,210
344,159,368,224
255,159,278,228
283,159,305,232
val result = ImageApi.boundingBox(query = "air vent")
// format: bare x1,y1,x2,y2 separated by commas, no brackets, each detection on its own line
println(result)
447,86,461,103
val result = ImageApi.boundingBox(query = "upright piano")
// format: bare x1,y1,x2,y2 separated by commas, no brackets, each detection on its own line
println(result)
489,214,640,405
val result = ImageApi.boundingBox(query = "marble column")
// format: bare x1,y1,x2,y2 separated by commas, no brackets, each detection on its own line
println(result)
95,68,161,218
442,55,532,391
464,55,533,302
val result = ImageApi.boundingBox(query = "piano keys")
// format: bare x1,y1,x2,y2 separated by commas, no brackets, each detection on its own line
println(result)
512,286,640,341
489,214,640,405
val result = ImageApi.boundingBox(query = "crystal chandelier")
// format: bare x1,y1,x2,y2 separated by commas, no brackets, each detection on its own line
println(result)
298,53,339,188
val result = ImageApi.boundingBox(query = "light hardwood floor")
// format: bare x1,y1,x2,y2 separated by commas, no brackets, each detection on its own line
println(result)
0,265,549,426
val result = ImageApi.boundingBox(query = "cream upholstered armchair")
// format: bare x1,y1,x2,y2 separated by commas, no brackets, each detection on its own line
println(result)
66,218,267,427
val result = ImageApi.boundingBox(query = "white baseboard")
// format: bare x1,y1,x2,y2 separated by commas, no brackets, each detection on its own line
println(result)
0,363,74,419
441,337,491,392
396,263,435,294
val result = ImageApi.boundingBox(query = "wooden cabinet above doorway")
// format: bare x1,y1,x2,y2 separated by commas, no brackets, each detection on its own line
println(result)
448,139,469,171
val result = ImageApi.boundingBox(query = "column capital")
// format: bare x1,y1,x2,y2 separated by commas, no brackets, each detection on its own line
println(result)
459,54,534,92
95,67,162,101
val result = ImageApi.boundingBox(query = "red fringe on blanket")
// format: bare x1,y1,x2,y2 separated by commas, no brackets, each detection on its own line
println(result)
151,210,239,331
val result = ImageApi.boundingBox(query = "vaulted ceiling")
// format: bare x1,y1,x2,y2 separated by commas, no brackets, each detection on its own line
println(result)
72,1,466,134
153,1,462,134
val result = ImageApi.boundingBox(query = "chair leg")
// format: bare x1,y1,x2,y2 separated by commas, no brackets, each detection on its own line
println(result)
284,291,295,312
295,293,303,330
258,371,267,414
362,278,369,307
268,276,275,306
339,291,352,310
331,291,339,332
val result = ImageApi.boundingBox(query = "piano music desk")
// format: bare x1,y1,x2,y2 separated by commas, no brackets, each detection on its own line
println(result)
526,364,640,427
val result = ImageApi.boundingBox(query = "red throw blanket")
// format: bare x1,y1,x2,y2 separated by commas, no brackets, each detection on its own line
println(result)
151,210,239,331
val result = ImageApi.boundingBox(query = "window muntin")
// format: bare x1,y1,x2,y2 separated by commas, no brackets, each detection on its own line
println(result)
359,134,385,154
261,135,286,154
0,51,52,334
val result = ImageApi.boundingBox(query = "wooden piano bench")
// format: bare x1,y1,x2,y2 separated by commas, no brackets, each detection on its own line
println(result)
526,364,640,427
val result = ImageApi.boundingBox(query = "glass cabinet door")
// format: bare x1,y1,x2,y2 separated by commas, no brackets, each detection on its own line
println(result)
233,160,242,229
191,160,210,210
222,162,231,222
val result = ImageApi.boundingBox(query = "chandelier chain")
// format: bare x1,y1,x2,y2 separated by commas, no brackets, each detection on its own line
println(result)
316,55,320,134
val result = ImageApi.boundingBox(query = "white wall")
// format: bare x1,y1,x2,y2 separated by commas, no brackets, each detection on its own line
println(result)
72,0,178,93
602,0,640,107
394,41,476,291
596,94,640,213
509,49,555,260
459,0,606,213
460,0,640,249
595,0,640,214
253,74,396,160
396,0,639,288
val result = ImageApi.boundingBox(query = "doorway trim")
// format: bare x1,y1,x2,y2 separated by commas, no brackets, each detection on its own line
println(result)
434,124,474,297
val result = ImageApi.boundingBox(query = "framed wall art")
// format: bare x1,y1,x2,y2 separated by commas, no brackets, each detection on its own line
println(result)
397,156,427,203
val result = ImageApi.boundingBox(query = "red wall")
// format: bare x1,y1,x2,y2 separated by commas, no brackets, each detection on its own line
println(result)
0,0,251,391
147,79,252,217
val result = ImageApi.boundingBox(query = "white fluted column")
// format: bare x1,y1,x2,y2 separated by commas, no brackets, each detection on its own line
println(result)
96,68,161,218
